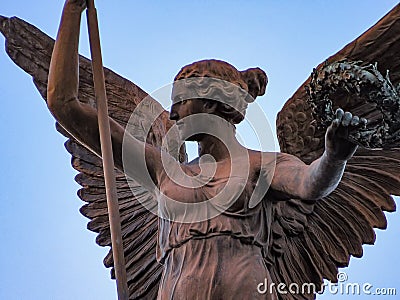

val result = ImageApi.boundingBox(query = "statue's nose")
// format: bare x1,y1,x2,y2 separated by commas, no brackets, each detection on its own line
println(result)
170,111,179,121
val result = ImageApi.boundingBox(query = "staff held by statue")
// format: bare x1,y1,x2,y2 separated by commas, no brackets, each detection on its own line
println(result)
85,1,129,299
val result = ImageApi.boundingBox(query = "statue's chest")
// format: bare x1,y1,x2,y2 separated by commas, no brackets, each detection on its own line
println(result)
158,163,254,211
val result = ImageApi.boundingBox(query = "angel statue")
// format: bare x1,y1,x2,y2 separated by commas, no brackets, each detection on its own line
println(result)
1,0,400,299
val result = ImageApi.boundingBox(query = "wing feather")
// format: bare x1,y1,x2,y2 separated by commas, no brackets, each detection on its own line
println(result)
308,210,350,265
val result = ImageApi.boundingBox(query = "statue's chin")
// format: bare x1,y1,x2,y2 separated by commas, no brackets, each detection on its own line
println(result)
184,133,204,142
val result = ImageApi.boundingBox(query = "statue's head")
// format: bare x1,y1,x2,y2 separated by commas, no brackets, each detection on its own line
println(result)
170,59,267,125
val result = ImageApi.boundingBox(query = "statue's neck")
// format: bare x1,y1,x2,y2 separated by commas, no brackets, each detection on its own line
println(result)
197,122,242,162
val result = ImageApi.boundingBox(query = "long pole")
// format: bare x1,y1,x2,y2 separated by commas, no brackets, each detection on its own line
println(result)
85,1,129,299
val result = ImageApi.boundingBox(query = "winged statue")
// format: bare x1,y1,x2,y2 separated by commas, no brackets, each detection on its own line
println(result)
1,1,400,299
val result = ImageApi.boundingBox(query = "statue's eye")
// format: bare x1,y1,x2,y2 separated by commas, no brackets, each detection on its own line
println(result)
181,99,187,105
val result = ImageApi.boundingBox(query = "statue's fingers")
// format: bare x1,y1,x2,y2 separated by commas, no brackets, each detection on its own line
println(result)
341,112,352,126
360,118,368,128
327,120,339,140
350,115,360,126
331,118,340,129
335,108,344,122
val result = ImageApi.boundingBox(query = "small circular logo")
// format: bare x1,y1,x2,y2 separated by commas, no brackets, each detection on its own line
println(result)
337,272,348,283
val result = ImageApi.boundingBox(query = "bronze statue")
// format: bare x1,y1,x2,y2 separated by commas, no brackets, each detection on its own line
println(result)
1,1,400,299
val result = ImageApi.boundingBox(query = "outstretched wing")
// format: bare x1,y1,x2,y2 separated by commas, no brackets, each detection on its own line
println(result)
269,4,400,299
0,15,183,299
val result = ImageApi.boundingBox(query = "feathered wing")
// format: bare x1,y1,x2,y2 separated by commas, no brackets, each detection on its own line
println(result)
269,4,400,299
0,15,184,299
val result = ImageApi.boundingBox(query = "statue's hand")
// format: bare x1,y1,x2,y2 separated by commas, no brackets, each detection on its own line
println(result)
325,108,366,162
65,0,87,13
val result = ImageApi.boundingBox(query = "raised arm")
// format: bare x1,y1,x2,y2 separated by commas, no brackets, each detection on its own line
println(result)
47,0,165,189
271,109,361,200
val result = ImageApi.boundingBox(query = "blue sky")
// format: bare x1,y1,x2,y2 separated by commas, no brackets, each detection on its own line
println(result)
0,1,399,299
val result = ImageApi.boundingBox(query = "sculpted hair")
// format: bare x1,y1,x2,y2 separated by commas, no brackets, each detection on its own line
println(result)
174,60,268,124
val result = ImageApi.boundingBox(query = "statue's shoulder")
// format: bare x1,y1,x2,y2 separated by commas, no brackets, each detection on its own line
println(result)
247,149,279,171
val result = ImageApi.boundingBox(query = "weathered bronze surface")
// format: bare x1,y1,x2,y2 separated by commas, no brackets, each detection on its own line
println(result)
1,1,400,299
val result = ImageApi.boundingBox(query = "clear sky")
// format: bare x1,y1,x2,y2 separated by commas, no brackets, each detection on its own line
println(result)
0,1,399,299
